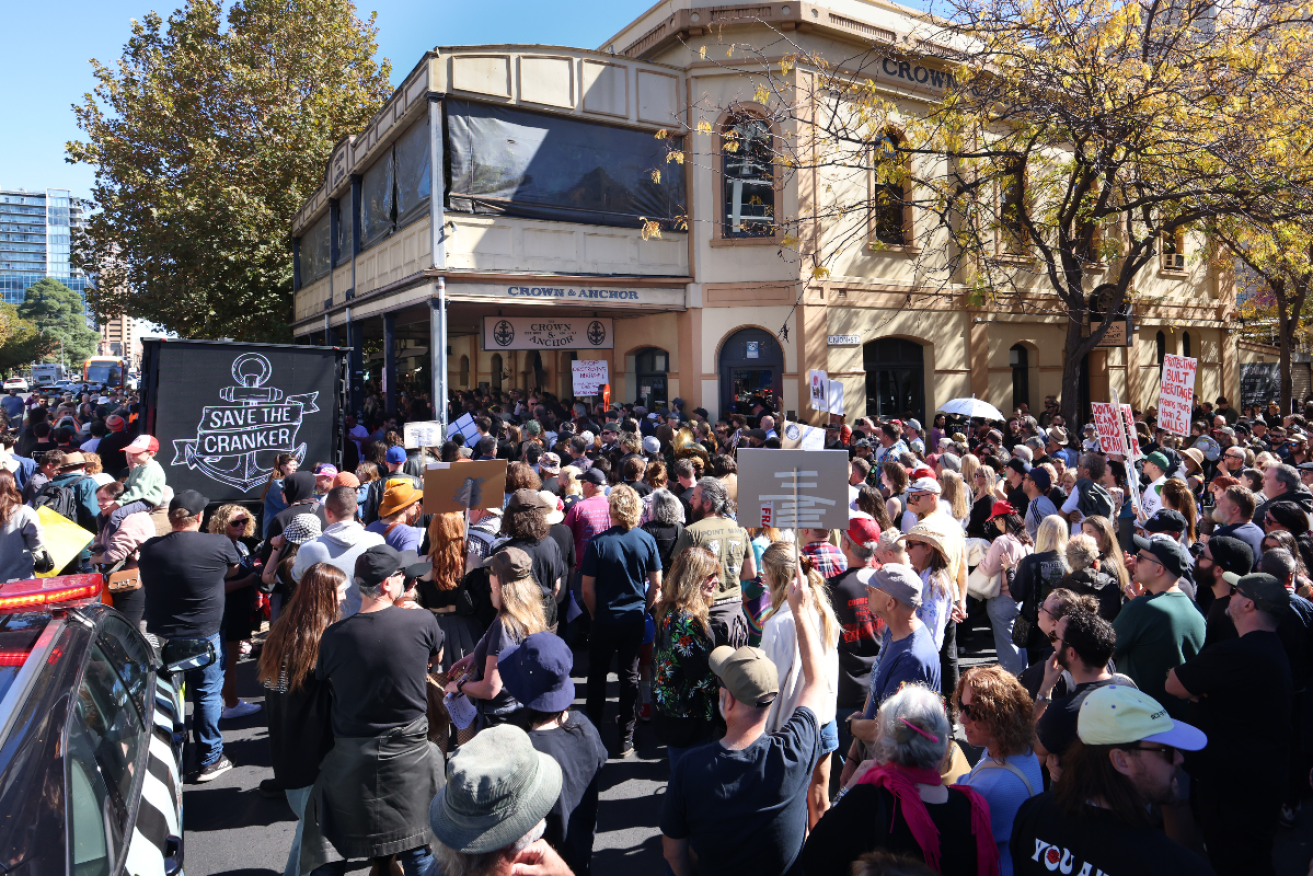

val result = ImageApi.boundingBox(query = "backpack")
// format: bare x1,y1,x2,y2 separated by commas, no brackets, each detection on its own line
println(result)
32,476,96,531
1075,477,1115,519
455,566,498,629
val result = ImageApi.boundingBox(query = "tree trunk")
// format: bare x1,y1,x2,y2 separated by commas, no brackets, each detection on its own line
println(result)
1277,286,1293,415
1060,315,1091,428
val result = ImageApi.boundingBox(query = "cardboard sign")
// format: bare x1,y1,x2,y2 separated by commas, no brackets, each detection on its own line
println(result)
1157,354,1198,436
35,506,95,578
781,421,826,450
423,459,508,514
1090,403,1123,454
572,360,609,396
828,380,845,416
737,448,850,530
808,370,829,411
403,420,444,449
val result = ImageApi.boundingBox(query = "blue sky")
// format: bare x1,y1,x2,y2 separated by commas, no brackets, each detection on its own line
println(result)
1,0,632,200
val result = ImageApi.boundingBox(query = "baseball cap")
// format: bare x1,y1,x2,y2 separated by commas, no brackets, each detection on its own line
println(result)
908,477,941,495
1232,572,1291,616
1144,451,1170,472
986,500,1017,521
314,463,339,477
860,562,923,608
1077,685,1206,750
385,446,408,465
396,549,433,581
906,419,922,432
846,517,882,546
1144,509,1187,535
581,468,608,486
354,544,406,589
1205,535,1253,581
1006,458,1032,476
1132,533,1193,578
125,434,160,454
643,435,661,454
709,645,779,707
1027,466,1052,492
169,489,209,517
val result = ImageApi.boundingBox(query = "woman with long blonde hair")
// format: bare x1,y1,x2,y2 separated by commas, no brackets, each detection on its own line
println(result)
760,541,841,827
959,453,980,489
444,546,547,727
559,467,583,513
1079,515,1132,597
416,511,485,670
940,471,970,527
653,547,721,766
967,464,999,539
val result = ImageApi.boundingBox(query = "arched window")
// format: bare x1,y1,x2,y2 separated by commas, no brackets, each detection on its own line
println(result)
722,114,775,238
1010,344,1030,411
1156,331,1167,369
459,355,470,388
873,131,906,245
491,353,503,392
1182,331,1192,359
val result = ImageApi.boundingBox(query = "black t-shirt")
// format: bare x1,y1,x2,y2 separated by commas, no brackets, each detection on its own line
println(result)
624,479,653,498
315,607,444,737
548,522,576,570
826,568,882,708
661,706,820,876
1008,485,1030,519
139,531,243,639
468,617,521,717
802,783,980,876
530,716,608,876
1203,595,1237,651
1010,793,1214,876
1174,630,1292,787
1035,675,1137,759
641,520,682,571
498,536,566,600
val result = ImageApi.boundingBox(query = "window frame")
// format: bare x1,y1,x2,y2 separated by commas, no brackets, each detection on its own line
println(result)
995,154,1030,258
868,128,917,253
713,106,782,246
1159,226,1187,275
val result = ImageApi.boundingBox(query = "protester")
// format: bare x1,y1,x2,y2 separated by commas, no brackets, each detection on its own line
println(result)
980,502,1035,675
416,511,486,670
670,476,756,647
803,684,998,875
256,563,346,876
827,518,884,767
1010,686,1211,876
365,480,425,553
207,503,263,720
497,489,567,631
261,452,300,538
499,632,608,876
291,486,384,615
0,469,41,582
1055,534,1122,621
138,490,243,782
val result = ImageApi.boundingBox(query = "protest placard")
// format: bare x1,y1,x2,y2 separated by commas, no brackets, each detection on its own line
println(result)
571,360,609,396
1090,403,1123,454
828,380,845,416
448,412,480,445
1120,405,1139,460
403,420,444,449
1157,354,1198,435
809,370,829,411
423,459,508,514
781,421,826,450
737,449,850,530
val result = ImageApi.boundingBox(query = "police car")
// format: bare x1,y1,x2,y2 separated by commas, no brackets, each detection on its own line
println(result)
0,574,209,876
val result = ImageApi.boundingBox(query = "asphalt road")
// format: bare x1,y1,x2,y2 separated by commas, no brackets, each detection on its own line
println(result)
183,615,1313,876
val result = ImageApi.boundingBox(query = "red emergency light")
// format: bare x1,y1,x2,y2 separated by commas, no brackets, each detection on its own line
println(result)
0,575,104,611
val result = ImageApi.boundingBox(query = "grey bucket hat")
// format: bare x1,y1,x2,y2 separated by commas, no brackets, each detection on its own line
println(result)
429,724,563,853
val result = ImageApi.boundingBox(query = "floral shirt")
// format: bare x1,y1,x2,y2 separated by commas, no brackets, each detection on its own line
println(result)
654,610,717,721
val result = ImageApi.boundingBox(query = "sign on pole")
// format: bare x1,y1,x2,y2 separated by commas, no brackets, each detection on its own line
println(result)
571,360,609,396
423,459,508,514
1090,403,1123,454
403,420,444,449
808,370,829,411
1119,405,1139,460
1157,354,1198,436
1111,388,1143,520
737,449,850,530
828,380,845,416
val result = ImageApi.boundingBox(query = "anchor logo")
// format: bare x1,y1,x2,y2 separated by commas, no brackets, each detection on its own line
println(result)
171,353,321,492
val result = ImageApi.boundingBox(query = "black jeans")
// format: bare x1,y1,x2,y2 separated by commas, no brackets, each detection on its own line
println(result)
586,619,644,745
939,619,960,712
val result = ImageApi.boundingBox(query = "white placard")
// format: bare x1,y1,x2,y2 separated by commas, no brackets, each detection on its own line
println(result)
1157,354,1198,436
572,360,609,396
737,448,851,530
403,420,444,449
483,316,614,350
809,369,830,411
781,421,826,450
828,381,845,416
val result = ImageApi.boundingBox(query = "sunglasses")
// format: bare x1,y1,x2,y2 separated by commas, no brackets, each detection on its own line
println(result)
1124,743,1177,762
958,701,979,721
229,518,249,527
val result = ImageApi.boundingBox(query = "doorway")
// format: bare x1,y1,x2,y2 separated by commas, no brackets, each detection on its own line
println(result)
634,347,669,410
864,338,925,422
719,329,783,418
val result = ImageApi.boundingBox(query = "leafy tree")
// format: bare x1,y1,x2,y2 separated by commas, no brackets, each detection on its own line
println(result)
0,303,50,376
18,279,100,365
68,0,393,341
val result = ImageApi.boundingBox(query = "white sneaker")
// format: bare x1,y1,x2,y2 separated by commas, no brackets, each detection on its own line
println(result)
222,700,262,720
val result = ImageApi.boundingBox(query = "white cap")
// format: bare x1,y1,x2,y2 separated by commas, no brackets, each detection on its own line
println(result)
908,477,942,495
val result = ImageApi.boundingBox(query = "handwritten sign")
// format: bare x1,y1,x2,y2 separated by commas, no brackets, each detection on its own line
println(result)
1120,405,1139,460
1090,403,1123,454
572,360,609,396
809,370,829,411
423,459,508,515
737,448,850,530
1157,354,1198,436
404,420,444,449
781,421,826,450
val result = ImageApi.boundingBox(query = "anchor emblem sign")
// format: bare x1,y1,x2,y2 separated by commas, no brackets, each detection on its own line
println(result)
171,353,321,492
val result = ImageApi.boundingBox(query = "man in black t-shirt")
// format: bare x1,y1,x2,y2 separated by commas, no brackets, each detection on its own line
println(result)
827,517,883,778
138,490,242,783
1012,685,1210,876
1168,573,1293,876
308,545,445,875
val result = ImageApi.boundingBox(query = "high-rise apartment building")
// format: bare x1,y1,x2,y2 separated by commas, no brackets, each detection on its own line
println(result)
0,188,91,306
99,313,142,366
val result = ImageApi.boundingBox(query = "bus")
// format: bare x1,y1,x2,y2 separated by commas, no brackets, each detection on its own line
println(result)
83,356,127,390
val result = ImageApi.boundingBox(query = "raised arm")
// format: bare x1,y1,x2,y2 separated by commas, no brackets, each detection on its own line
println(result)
788,563,826,717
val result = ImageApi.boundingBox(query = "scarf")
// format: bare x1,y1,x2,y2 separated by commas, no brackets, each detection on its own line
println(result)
855,761,1000,876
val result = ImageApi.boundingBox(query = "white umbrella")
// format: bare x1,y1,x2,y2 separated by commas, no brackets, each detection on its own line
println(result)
937,397,1006,421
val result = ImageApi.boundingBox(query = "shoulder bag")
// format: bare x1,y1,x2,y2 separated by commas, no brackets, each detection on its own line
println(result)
104,559,142,593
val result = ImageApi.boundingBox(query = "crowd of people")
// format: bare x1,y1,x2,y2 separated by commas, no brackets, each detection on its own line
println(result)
3,379,1313,876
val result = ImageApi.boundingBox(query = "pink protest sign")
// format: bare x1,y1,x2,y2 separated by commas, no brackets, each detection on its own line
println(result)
1157,354,1198,436
1120,405,1139,459
1090,403,1123,454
